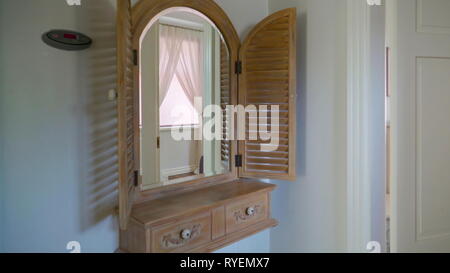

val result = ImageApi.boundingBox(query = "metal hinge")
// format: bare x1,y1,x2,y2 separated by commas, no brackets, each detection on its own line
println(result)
157,136,160,149
133,170,139,187
235,154,243,167
133,49,138,66
235,60,242,74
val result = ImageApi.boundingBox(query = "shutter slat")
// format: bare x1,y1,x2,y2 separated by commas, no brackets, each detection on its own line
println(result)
117,0,137,230
220,40,231,167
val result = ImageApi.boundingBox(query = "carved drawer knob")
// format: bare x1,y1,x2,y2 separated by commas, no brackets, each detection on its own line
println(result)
246,207,255,216
180,229,192,240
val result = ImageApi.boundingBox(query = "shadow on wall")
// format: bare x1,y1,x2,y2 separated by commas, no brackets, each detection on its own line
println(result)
296,11,306,177
75,0,118,232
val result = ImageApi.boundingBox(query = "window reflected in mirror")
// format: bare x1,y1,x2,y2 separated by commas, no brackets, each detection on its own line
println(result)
140,9,231,189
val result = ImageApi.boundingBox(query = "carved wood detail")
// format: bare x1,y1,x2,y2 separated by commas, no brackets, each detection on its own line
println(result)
234,205,261,222
161,224,201,249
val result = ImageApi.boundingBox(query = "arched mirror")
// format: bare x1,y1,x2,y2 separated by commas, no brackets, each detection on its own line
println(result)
138,8,232,189
117,0,296,238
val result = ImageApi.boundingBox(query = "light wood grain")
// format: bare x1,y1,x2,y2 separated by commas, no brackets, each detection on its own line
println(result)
211,206,226,240
132,180,275,226
119,180,276,253
151,212,211,253
117,0,137,230
119,218,147,253
238,8,297,181
225,193,268,234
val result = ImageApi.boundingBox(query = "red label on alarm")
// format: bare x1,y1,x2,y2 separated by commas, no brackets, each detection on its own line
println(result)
64,33,77,40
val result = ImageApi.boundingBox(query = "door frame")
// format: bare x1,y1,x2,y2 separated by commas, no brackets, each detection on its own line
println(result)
346,0,387,253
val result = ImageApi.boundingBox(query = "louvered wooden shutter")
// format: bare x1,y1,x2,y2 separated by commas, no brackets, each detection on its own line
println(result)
220,40,231,167
117,0,138,230
238,8,296,181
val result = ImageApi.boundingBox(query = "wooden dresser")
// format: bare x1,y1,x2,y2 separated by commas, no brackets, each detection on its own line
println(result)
116,1,296,252
119,180,277,253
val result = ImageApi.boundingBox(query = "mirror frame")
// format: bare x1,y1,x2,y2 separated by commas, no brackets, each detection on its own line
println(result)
131,0,240,201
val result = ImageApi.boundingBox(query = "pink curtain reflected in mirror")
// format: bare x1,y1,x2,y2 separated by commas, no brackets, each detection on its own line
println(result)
159,75,200,126
159,24,203,127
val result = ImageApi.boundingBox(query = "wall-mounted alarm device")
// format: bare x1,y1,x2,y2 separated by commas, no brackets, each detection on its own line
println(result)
42,30,92,51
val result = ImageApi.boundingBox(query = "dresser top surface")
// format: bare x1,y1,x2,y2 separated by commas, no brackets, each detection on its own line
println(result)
131,180,275,225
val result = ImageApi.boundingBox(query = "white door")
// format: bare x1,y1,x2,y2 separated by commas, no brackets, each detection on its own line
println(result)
388,0,450,252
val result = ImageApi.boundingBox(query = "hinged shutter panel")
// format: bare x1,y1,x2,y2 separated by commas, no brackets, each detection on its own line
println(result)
220,41,231,166
117,0,137,230
238,8,296,181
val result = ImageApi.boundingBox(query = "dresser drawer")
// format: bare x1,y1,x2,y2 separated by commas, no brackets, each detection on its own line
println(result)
225,193,268,234
150,212,212,253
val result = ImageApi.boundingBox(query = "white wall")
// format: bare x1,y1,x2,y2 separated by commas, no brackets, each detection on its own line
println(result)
0,0,118,252
368,5,386,251
268,0,348,252
216,0,268,38
0,0,270,253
